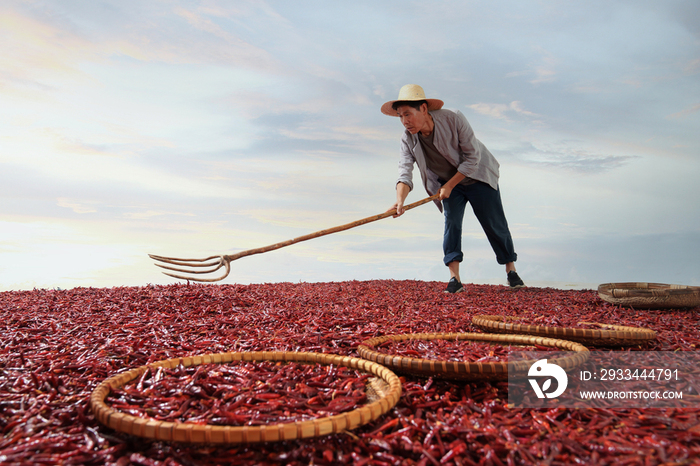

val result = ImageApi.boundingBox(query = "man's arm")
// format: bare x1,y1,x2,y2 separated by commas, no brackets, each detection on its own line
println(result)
438,171,466,200
391,134,416,217
388,182,411,217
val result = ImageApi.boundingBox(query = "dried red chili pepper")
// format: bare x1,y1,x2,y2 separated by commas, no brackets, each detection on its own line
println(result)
105,361,371,425
372,338,544,362
1,281,699,464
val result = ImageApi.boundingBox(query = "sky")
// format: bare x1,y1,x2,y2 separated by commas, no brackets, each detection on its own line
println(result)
1,0,699,291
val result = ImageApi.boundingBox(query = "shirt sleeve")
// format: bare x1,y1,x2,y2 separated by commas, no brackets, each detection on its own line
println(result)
453,111,481,179
396,134,415,191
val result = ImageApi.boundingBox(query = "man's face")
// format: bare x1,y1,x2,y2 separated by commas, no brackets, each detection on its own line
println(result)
396,104,430,135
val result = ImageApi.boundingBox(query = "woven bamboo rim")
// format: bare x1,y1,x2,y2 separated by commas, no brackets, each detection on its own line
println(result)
357,333,589,381
89,351,402,444
472,315,657,347
598,282,700,309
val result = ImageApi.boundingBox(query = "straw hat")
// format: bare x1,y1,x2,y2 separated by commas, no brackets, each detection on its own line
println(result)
381,84,444,116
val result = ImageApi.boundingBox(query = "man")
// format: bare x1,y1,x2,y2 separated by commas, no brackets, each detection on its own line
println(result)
382,84,524,293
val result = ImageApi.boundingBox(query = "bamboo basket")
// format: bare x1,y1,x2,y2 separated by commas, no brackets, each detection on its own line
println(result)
598,282,700,309
357,332,589,381
89,351,401,444
472,314,657,347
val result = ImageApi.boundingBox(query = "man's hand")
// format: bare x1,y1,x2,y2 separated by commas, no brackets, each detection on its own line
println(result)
439,172,466,200
387,200,405,217
390,182,411,218
438,185,454,200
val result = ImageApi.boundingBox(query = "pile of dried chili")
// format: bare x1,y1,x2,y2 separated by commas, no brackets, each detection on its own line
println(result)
373,339,542,362
507,315,616,330
1,281,699,464
105,361,370,425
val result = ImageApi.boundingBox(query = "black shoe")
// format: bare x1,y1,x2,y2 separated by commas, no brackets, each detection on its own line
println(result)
445,277,464,293
508,271,525,289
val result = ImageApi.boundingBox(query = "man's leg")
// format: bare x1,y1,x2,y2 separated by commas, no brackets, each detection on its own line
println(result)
463,182,524,288
442,184,469,289
448,260,461,282
465,182,518,268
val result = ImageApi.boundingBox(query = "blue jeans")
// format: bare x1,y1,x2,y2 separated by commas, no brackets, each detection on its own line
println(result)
441,181,517,266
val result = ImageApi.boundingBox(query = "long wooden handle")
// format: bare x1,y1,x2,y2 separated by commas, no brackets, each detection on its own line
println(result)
226,194,440,261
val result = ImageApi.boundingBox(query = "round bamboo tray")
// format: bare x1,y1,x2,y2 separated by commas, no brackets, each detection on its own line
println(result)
472,315,657,347
357,333,589,381
89,351,402,444
598,282,700,309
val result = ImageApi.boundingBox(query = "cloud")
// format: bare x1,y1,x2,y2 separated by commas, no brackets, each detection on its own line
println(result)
504,46,558,85
667,103,700,119
530,60,557,84
57,198,98,214
0,8,96,89
523,153,636,172
500,142,638,173
685,58,700,75
468,101,540,121
171,6,281,71
0,1,284,87
122,210,195,220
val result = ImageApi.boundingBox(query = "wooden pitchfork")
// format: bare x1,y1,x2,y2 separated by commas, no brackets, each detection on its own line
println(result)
149,194,439,282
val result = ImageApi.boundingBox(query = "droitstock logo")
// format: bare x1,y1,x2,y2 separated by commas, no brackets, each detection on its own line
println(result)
528,359,568,399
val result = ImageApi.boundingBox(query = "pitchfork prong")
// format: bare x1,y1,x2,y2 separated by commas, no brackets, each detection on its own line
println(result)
149,254,222,268
148,254,232,283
